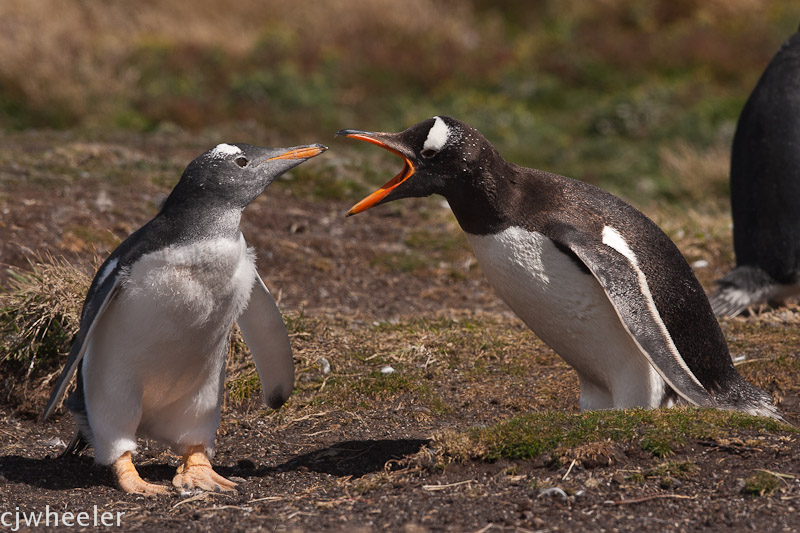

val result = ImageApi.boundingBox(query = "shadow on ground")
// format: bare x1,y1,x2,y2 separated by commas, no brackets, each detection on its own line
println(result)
0,438,430,492
270,438,430,478
0,454,120,491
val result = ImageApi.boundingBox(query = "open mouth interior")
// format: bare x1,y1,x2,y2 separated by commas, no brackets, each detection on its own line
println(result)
345,134,415,215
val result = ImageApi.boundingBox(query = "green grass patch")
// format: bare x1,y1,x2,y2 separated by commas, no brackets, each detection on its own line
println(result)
282,309,319,338
351,371,419,397
436,408,793,463
226,372,262,407
344,371,451,415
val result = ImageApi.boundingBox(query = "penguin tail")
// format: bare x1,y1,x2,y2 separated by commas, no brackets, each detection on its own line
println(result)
60,430,89,458
710,266,777,317
715,380,792,426
739,401,791,426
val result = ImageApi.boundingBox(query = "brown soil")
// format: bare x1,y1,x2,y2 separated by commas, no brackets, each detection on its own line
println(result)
1,131,799,532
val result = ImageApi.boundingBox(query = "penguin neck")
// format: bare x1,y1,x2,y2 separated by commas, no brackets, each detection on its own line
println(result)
443,158,516,236
161,203,244,244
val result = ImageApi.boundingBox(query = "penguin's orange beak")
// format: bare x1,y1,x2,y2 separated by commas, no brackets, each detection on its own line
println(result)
337,130,416,216
267,145,327,161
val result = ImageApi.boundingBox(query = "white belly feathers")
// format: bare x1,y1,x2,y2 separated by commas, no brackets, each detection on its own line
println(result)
465,227,667,409
82,235,257,461
129,235,257,328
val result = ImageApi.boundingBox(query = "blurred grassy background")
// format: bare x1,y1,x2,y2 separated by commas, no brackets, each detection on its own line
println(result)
1,0,799,202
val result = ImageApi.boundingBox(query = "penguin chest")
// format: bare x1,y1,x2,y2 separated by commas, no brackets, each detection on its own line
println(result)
465,227,662,402
86,236,257,404
127,235,257,336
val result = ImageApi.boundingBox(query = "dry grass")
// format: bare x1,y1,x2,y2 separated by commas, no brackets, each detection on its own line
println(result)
546,0,786,78
3,0,797,135
0,0,500,128
0,0,269,117
659,140,730,202
3,0,799,211
0,255,91,376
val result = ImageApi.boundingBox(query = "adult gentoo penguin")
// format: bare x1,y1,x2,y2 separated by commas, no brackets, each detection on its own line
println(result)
339,116,782,419
710,28,800,317
42,142,327,495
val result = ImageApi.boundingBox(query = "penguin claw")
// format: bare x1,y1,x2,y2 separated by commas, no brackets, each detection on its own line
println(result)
172,445,237,493
112,451,170,496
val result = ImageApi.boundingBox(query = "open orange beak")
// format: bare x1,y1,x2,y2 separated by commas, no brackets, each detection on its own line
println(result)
266,144,327,161
338,130,416,216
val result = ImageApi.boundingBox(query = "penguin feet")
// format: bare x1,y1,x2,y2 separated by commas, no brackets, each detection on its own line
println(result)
710,266,780,317
173,445,237,493
112,451,170,496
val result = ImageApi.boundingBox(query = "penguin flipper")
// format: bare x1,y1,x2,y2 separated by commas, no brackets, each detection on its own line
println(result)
61,429,89,457
237,273,294,409
41,276,122,421
547,224,716,409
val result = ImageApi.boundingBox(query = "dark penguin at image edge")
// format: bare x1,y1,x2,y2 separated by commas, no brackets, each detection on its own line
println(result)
339,116,784,421
42,142,328,495
711,28,800,316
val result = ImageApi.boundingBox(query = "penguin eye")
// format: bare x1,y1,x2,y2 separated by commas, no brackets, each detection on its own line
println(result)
420,148,438,159
234,156,249,168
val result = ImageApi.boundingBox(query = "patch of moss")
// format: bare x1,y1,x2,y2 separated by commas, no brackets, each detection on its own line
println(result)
437,408,794,463
626,471,645,484
645,461,698,488
743,471,780,496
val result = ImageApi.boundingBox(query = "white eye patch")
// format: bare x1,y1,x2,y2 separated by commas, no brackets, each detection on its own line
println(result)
210,143,243,158
423,116,450,152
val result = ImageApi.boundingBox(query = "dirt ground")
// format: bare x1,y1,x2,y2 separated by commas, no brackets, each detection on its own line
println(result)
1,130,799,532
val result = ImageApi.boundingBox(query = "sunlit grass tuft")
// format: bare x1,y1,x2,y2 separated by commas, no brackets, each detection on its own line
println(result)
0,255,90,377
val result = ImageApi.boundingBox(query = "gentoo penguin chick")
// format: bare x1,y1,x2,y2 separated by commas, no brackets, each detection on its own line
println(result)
339,116,782,420
42,142,327,495
711,28,800,316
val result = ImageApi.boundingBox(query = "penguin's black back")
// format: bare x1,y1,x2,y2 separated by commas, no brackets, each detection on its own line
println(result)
731,30,800,284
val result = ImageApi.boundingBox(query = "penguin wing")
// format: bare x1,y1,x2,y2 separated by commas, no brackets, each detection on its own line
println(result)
237,273,294,409
41,274,123,420
548,224,716,408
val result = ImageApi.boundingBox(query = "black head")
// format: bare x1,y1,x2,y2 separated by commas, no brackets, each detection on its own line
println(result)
164,142,327,212
337,116,497,215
